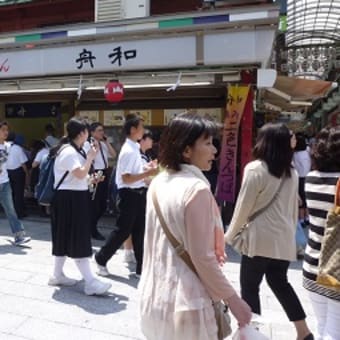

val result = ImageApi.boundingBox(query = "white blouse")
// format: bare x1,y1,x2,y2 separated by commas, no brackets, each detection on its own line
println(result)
54,145,88,191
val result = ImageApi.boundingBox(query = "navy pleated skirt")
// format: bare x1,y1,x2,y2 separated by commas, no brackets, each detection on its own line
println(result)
51,190,92,258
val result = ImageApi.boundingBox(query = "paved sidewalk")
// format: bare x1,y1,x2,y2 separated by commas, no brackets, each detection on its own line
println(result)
0,215,316,340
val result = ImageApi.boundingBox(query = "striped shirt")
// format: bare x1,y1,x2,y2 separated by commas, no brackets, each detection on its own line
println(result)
303,170,340,301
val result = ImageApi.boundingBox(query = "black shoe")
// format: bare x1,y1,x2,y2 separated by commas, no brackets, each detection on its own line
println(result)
303,334,314,340
92,232,105,241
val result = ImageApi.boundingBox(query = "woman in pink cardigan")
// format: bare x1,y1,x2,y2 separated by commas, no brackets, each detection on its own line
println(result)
139,113,251,340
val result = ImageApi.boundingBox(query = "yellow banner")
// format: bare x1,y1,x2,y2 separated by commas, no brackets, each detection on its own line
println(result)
217,85,250,202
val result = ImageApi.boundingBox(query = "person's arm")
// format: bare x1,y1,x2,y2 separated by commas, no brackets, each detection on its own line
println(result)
185,188,251,326
185,188,237,301
103,139,117,159
32,161,39,169
72,145,97,179
121,166,158,184
21,163,29,186
120,151,158,184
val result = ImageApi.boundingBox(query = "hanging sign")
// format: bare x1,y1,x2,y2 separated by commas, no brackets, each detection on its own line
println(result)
216,85,250,203
104,80,124,103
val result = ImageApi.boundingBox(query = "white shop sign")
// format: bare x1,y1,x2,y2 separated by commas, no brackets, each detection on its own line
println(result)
0,36,196,78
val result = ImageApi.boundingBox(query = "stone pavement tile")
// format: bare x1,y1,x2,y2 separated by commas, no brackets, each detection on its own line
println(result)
0,311,28,333
0,291,129,328
0,267,34,283
0,334,29,340
14,318,140,340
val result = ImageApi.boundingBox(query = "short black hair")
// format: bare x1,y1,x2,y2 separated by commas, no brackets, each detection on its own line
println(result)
159,113,217,171
312,125,340,172
45,123,55,133
0,121,8,128
295,132,307,151
123,114,143,136
253,123,293,178
89,122,103,132
140,129,153,140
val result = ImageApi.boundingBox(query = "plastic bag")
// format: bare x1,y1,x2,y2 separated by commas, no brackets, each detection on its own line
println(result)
232,324,270,340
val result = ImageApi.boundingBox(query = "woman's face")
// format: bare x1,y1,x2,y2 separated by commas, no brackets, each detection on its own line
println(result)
79,129,89,145
290,131,297,149
183,135,217,171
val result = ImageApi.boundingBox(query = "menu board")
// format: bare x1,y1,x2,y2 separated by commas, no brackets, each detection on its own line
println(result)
103,110,125,126
129,110,152,126
77,111,99,124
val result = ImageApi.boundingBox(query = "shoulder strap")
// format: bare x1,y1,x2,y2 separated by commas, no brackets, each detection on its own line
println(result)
55,170,69,190
334,178,340,211
248,177,285,222
99,142,108,169
152,189,198,275
54,145,71,190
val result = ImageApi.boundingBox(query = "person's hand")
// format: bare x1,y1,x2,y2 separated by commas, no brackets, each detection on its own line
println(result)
215,227,226,266
87,143,97,161
145,160,158,177
226,294,252,328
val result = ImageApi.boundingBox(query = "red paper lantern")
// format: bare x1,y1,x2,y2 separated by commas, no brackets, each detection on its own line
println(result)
104,80,124,103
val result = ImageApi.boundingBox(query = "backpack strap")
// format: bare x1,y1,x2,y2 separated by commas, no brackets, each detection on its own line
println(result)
54,144,71,190
55,170,69,190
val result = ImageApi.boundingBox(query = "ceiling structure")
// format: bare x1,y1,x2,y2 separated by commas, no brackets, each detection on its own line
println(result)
286,0,340,47
261,0,340,114
282,0,340,80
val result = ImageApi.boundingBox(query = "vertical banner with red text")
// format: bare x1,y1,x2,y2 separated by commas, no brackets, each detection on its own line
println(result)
217,85,250,203
240,88,254,180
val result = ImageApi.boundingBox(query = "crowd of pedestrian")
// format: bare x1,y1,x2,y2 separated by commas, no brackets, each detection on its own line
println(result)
0,114,339,340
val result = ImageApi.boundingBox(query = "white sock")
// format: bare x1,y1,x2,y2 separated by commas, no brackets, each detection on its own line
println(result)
74,258,96,283
53,256,66,278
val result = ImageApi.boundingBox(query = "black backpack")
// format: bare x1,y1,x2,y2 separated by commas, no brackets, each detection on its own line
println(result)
35,153,68,206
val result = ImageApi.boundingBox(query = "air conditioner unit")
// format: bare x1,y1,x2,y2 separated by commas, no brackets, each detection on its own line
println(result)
121,0,149,19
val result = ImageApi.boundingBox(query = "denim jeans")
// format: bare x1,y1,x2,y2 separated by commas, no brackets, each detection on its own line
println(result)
0,181,24,234
296,221,307,248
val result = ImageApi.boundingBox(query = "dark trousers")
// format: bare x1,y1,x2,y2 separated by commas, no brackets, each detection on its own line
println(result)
8,167,26,218
95,188,147,275
240,255,306,321
90,173,109,235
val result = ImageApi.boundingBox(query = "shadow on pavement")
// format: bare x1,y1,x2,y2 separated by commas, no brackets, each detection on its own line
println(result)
52,286,128,315
0,241,31,254
105,273,139,289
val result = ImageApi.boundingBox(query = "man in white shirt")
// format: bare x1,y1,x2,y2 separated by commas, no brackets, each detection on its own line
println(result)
7,132,29,218
88,122,117,240
44,123,59,148
0,121,30,245
94,114,158,277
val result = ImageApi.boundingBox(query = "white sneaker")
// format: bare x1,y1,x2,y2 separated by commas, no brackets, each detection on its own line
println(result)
14,231,31,246
131,273,141,279
96,263,110,277
84,278,111,296
48,274,77,287
124,250,136,263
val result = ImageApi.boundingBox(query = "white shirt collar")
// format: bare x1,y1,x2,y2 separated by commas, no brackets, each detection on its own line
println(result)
126,138,140,150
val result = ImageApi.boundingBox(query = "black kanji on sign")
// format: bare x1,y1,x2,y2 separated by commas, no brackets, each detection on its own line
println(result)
76,49,96,69
108,46,137,67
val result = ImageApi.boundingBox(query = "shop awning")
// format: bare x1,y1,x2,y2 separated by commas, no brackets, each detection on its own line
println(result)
262,75,335,111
